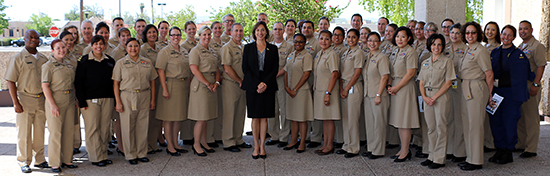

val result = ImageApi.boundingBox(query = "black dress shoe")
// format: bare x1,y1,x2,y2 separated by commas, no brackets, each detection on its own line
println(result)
116,148,125,156
457,162,468,167
223,146,241,152
92,161,107,167
175,148,188,153
138,157,150,162
107,149,113,155
73,148,81,155
245,131,253,135
452,157,466,162
390,155,399,159
415,153,429,158
147,150,156,154
62,163,78,168
316,148,335,156
344,153,359,158
307,142,321,148
420,159,433,166
277,141,288,148
296,149,305,153
166,149,181,156
428,163,445,169
494,149,513,164
104,159,113,165
108,142,116,148
51,167,61,173
334,142,343,148
34,161,50,168
519,152,537,158
488,148,503,163
128,159,138,165
182,139,194,145
446,154,455,160
259,154,267,159
360,140,367,146
201,145,216,153
158,140,168,147
484,146,496,153
21,165,32,173
207,142,219,148
368,154,384,159
361,152,372,157
385,143,399,149
192,146,207,157
336,149,348,154
215,140,223,144
265,140,279,145
512,148,525,152
394,151,412,162
252,154,259,159
460,163,482,171
237,143,252,148
283,143,299,150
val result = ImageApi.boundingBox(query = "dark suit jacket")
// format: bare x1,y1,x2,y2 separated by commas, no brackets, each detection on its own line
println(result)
490,45,534,102
241,42,279,93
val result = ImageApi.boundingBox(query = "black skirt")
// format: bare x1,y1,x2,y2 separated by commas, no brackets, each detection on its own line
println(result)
245,89,276,118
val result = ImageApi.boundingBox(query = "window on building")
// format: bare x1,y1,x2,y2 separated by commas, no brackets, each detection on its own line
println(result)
9,29,13,37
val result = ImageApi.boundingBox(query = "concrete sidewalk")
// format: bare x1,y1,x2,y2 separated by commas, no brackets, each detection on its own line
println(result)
0,107,549,176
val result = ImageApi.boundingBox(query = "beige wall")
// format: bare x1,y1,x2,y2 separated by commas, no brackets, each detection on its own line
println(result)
2,21,30,38
483,0,543,45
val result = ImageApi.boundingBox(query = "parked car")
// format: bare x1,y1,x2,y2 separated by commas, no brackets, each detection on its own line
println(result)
42,37,55,46
11,38,25,47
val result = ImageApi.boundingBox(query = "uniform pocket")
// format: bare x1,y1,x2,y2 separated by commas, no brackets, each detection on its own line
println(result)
191,78,200,92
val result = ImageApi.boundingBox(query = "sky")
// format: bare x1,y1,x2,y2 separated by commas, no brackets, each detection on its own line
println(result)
4,0,377,22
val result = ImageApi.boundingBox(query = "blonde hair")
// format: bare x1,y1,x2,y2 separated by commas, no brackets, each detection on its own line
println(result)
197,25,211,36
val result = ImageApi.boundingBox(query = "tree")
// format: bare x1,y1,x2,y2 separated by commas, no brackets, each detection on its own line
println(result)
358,0,414,26
25,13,53,37
466,0,483,23
0,0,8,35
209,0,348,42
64,4,105,21
162,5,197,40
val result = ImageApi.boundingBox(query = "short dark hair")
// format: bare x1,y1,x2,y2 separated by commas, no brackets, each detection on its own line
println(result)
231,23,242,31
352,14,363,21
297,19,305,33
184,21,196,30
391,27,414,46
252,21,269,41
95,22,110,34
210,21,222,29
502,25,517,38
142,24,158,43
293,33,306,41
126,38,139,46
91,35,106,46
302,20,315,30
319,16,330,23
118,27,130,37
333,26,345,36
50,39,63,50
483,21,501,43
379,17,389,24
441,18,454,26
426,33,446,52
318,30,332,39
347,28,360,38
112,17,124,24
520,20,532,28
135,19,146,25
417,21,426,27
285,19,297,27
158,21,169,29
169,26,181,36
450,23,462,31
461,21,483,43
367,32,381,42
387,23,398,31
59,31,72,41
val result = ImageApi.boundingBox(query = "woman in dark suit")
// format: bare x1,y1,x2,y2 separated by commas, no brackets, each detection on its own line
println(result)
241,21,279,159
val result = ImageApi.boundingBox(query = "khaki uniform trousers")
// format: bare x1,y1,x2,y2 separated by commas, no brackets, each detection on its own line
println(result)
424,89,450,164
334,118,344,144
82,98,114,162
358,108,366,143
207,86,223,143
447,85,466,157
221,81,247,147
147,80,161,151
341,83,363,154
517,82,541,153
365,96,390,155
45,91,76,167
461,79,489,165
16,93,47,166
268,76,291,142
413,83,429,154
484,113,494,148
120,91,150,160
73,111,82,149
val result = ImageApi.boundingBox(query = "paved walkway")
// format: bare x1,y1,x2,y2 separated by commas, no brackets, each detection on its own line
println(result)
0,107,549,176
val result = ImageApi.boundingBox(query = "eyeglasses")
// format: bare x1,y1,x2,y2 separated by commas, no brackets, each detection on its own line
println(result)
294,41,306,44
464,31,477,35
223,20,235,23
169,34,182,37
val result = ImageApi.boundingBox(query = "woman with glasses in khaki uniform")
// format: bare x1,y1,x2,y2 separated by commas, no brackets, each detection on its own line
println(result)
42,39,78,172
156,27,190,156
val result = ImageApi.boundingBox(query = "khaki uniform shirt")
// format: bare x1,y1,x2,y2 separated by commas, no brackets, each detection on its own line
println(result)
380,39,395,56
333,44,348,58
140,42,162,66
189,44,219,73
413,39,426,56
4,48,48,95
389,45,418,78
73,38,89,58
313,48,339,91
285,51,313,90
484,41,500,53
271,40,295,70
109,37,120,47
417,55,457,89
221,32,231,44
110,44,127,61
156,39,169,48
520,36,547,72
418,48,431,68
458,42,492,80
112,55,158,91
41,56,77,91
181,38,198,53
83,42,115,56
340,47,365,82
156,44,190,79
305,37,322,59
444,42,468,74
209,39,225,57
363,50,390,97
221,40,244,80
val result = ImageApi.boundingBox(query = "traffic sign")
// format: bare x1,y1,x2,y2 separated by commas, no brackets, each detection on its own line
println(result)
49,26,60,38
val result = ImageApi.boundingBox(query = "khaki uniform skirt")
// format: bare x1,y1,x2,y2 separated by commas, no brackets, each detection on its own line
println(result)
389,77,420,128
156,77,189,121
313,83,341,121
188,73,218,121
286,88,314,122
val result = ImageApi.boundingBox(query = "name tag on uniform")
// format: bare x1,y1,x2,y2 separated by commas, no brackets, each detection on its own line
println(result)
451,80,458,89
423,63,429,66
287,57,292,60
92,99,98,103
26,62,33,64
400,53,406,56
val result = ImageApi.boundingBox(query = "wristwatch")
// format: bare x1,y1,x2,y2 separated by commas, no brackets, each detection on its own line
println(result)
533,83,540,87
376,94,381,97
325,91,331,95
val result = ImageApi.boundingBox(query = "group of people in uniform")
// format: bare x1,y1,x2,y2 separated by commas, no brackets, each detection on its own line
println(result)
4,9,546,173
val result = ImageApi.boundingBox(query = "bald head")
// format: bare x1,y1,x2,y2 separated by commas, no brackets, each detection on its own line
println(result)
24,29,40,50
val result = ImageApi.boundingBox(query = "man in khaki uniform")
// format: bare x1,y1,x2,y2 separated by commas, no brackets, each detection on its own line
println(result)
302,21,322,148
220,23,251,152
109,17,124,46
516,20,547,158
221,14,234,43
4,30,50,173
266,22,294,147
134,19,147,45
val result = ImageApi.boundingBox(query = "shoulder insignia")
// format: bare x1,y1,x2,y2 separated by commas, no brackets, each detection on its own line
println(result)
519,54,524,59
77,57,83,62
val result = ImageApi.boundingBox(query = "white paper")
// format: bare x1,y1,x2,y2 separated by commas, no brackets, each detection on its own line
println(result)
349,86,354,94
418,96,424,112
486,93,504,115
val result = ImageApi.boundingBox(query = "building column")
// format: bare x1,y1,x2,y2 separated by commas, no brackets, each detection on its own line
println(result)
415,0,466,24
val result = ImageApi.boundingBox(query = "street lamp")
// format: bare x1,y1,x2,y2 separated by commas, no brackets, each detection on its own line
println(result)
158,3,166,20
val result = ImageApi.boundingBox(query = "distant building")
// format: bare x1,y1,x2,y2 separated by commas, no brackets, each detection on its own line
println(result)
2,21,31,38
